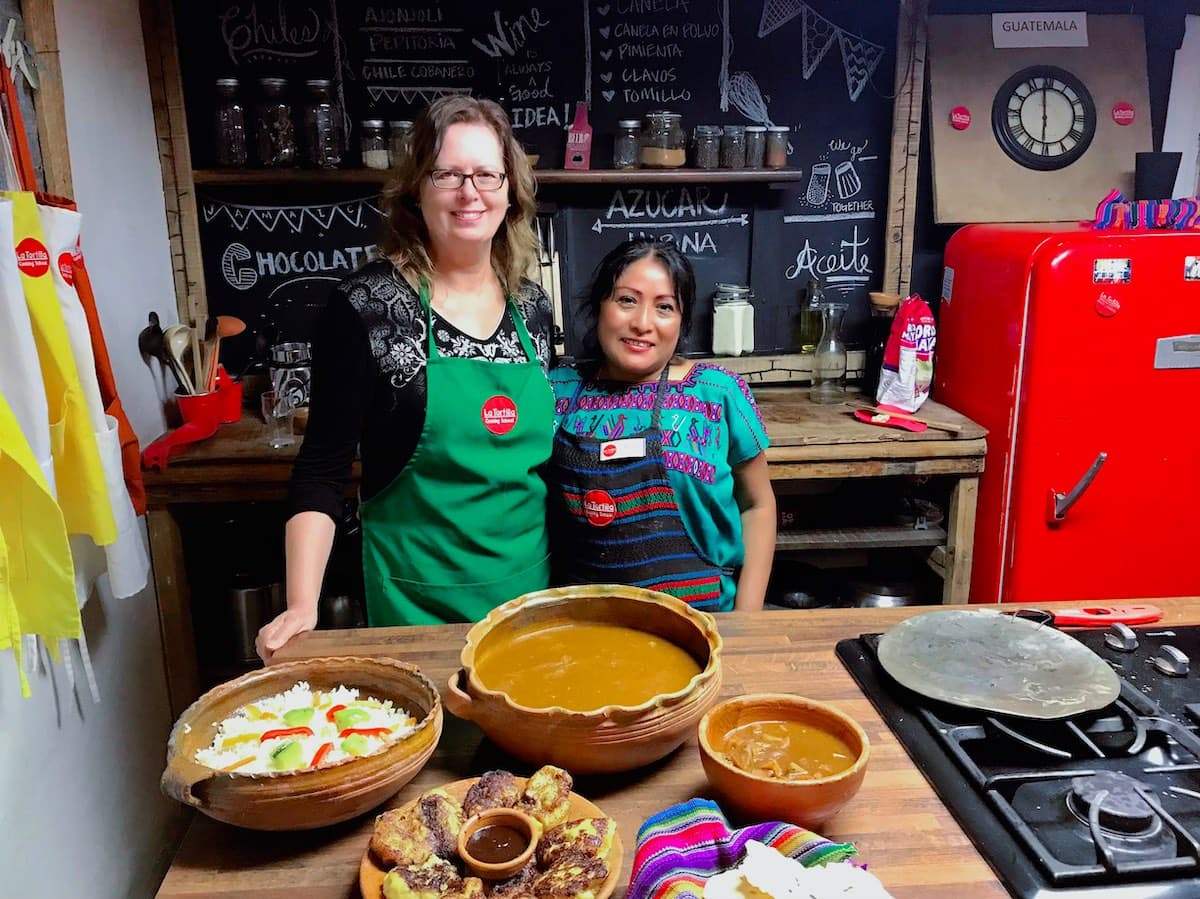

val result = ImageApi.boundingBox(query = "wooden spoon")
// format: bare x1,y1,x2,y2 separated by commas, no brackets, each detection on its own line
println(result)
163,324,196,395
205,315,247,392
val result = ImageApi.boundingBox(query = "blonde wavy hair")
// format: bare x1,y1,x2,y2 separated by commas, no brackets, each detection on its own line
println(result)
379,95,538,294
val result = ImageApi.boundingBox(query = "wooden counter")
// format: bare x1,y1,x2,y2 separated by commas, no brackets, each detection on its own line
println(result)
155,599,1200,899
142,392,986,718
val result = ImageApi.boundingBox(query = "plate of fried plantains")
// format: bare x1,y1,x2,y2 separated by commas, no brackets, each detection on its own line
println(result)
360,765,622,899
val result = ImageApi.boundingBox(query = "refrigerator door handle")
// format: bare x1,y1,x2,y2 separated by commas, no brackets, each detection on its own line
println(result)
1047,452,1108,524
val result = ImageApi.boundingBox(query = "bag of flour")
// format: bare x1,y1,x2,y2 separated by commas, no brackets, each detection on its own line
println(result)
875,294,936,413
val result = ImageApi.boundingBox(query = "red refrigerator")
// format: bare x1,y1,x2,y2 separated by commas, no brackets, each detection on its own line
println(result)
935,222,1200,604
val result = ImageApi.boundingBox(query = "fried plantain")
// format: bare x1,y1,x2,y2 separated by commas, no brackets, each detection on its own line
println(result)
517,765,573,830
446,876,486,899
490,859,539,899
371,807,437,867
537,817,614,868
463,769,521,818
381,856,463,899
415,787,464,857
531,849,609,899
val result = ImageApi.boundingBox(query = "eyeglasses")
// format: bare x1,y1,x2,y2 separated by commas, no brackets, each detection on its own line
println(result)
428,169,507,191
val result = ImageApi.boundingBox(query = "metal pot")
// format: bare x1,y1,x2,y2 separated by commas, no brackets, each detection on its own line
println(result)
766,561,834,610
843,573,923,608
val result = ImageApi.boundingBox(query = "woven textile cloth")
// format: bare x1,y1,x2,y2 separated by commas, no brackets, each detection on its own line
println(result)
627,799,857,899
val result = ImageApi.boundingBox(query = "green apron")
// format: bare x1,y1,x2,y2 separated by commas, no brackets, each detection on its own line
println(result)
360,282,553,625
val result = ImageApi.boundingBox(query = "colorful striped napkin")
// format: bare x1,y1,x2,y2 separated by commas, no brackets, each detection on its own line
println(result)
627,799,858,899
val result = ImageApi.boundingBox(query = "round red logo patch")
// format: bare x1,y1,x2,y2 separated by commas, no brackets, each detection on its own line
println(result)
602,443,617,459
58,252,74,286
481,395,518,435
582,489,616,527
1096,292,1121,317
15,237,50,278
1112,102,1135,126
950,106,971,131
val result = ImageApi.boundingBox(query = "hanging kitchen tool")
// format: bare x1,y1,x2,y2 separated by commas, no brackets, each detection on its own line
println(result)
876,609,1120,720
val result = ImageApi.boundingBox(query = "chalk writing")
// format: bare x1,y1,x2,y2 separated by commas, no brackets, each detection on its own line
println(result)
471,8,551,58
220,2,333,65
784,226,874,286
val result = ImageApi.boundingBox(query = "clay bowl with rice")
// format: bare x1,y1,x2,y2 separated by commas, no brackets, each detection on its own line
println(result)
698,693,870,828
443,584,723,774
161,656,442,830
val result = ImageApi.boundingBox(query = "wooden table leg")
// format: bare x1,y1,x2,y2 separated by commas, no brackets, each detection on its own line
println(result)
147,507,199,718
942,476,979,604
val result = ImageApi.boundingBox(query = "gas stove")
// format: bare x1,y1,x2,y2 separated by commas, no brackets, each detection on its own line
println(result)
837,622,1200,898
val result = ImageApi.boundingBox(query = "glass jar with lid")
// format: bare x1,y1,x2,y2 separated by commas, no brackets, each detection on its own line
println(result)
712,283,755,356
254,77,297,167
693,125,721,169
613,119,641,169
301,78,343,168
640,111,686,168
744,125,766,168
388,120,413,169
213,78,247,167
720,125,746,169
766,125,790,169
360,119,388,170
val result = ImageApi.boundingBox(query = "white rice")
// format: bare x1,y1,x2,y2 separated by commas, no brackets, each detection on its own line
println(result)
194,681,417,775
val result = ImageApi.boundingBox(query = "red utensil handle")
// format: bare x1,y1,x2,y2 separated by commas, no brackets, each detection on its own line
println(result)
1053,605,1163,626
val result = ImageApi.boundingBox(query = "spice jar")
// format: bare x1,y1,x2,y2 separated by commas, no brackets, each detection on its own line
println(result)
693,125,721,169
613,119,641,169
360,119,388,170
766,125,790,169
720,125,746,169
301,78,343,168
640,111,686,168
744,126,766,168
712,283,755,356
254,77,297,167
213,78,247,167
388,120,413,169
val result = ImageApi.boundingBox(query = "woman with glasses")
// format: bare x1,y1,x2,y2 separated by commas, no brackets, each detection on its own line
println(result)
544,238,776,612
258,95,552,660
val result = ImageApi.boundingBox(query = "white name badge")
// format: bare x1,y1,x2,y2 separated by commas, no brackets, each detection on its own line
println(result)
599,438,646,462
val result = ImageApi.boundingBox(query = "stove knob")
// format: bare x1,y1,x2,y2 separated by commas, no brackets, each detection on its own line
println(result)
1105,623,1138,652
1151,645,1190,677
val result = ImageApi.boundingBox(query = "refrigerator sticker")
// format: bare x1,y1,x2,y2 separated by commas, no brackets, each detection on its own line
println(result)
1186,256,1200,280
1093,258,1131,283
1154,335,1200,369
1095,292,1121,317
941,266,954,302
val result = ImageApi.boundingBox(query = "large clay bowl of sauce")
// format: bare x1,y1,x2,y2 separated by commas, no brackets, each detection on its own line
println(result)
444,584,723,774
698,693,869,828
161,656,442,830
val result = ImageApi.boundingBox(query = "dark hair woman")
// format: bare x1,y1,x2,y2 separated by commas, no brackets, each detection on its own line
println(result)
258,96,553,660
545,238,776,612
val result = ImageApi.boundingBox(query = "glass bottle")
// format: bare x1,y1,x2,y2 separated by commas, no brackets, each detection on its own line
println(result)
639,111,686,168
712,283,755,356
693,125,721,169
213,78,247,167
388,120,413,169
744,125,766,168
796,277,824,353
720,125,746,169
302,78,343,168
810,303,848,404
861,294,899,400
254,77,297,167
613,119,641,169
766,125,790,168
360,119,389,170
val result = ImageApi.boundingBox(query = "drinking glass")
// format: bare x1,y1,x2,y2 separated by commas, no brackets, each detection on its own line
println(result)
261,390,295,448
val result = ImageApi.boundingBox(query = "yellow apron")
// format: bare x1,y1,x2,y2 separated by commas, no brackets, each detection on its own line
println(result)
2,191,115,545
0,391,79,697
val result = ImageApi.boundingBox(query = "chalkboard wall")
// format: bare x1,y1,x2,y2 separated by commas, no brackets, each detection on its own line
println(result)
179,1,896,359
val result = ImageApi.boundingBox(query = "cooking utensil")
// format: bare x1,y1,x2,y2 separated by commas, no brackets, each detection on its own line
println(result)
877,609,1120,720
204,315,246,393
844,573,924,607
137,311,164,363
1011,604,1163,628
163,324,196,395
849,404,964,434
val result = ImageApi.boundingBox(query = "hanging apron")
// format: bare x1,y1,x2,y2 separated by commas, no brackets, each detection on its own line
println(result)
546,369,727,609
359,282,553,626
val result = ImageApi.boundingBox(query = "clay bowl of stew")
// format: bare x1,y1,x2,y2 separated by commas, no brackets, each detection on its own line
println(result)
443,584,723,774
698,693,870,828
161,656,442,830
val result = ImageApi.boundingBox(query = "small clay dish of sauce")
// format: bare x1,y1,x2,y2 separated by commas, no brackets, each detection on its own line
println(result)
457,807,540,880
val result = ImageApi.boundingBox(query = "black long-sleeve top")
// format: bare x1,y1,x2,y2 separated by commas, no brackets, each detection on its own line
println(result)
287,259,555,521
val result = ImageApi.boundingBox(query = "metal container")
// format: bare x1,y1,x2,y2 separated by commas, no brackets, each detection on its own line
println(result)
270,341,312,408
225,584,275,663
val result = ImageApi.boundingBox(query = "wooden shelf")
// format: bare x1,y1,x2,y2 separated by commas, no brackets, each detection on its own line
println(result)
191,167,805,186
775,524,948,553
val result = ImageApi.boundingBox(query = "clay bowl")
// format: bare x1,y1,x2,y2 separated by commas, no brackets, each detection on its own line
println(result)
456,807,541,880
698,693,869,828
444,584,723,774
161,656,442,830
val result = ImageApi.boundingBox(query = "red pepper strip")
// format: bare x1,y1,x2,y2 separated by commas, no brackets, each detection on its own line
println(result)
339,727,391,739
310,742,334,768
325,703,346,722
259,726,314,743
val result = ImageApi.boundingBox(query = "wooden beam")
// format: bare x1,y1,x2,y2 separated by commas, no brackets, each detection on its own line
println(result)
21,0,72,197
882,0,929,298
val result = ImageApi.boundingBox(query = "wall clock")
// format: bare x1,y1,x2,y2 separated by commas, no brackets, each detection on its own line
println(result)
991,65,1096,171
